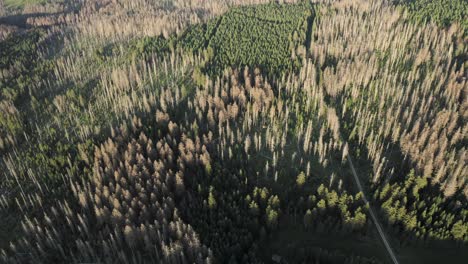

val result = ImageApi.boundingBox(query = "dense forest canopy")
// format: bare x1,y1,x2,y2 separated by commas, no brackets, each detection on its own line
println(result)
396,0,468,34
179,2,312,76
0,0,467,263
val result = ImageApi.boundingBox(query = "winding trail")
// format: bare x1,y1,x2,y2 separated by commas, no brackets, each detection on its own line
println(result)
347,154,400,264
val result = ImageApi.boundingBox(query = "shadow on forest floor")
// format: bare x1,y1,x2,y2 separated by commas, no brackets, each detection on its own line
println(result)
0,12,67,28
260,219,468,264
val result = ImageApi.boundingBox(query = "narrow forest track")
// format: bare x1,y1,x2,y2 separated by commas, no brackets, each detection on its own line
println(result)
347,154,400,264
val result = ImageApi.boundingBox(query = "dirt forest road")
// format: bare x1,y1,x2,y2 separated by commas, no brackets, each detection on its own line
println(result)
347,154,400,264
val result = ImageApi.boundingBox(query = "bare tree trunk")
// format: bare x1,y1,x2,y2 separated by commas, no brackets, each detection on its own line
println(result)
0,0,4,17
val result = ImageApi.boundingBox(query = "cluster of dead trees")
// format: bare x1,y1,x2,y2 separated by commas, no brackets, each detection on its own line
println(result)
1,60,350,262
1,0,466,262
309,0,466,197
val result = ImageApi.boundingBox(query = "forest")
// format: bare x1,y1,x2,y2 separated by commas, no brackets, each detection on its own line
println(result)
0,0,466,263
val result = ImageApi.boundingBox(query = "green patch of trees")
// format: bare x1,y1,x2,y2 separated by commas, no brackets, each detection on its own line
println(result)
298,184,369,234
2,1,467,263
95,35,172,63
398,0,468,34
179,2,313,76
375,170,468,243
0,29,45,102
0,29,53,150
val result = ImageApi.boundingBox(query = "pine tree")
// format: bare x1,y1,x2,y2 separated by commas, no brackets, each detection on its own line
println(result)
266,208,279,230
296,171,306,188
451,220,467,241
304,209,313,229
208,190,217,209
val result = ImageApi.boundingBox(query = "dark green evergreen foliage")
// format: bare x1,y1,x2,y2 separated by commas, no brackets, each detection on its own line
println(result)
1,1,467,263
0,30,42,73
0,29,50,102
127,35,171,57
181,164,263,263
0,29,54,151
375,170,468,243
399,0,468,34
179,23,206,52
179,18,220,53
290,246,382,264
298,184,368,234
179,2,313,76
96,35,171,63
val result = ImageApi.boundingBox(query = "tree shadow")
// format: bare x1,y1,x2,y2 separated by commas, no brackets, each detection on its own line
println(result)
0,12,67,28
